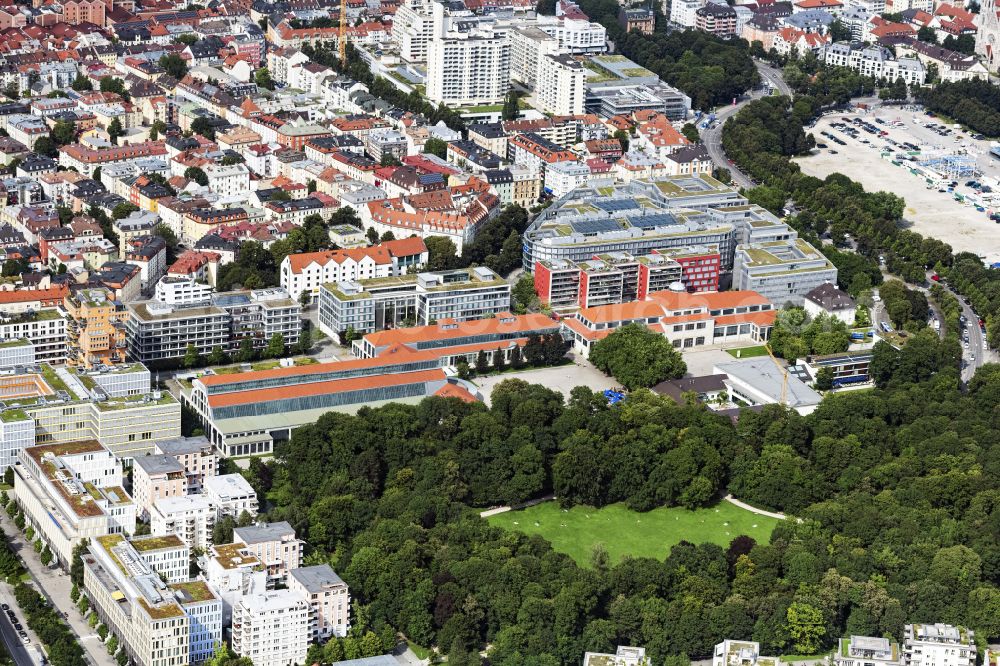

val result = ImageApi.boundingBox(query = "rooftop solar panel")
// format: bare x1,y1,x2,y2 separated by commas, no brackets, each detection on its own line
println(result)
571,218,620,234
627,213,678,229
594,199,639,212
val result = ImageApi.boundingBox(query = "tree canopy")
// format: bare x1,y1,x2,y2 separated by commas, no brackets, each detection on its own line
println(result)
589,323,687,390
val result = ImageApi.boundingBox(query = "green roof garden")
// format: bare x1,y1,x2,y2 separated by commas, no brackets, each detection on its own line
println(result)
0,409,28,423
94,393,175,411
0,338,30,349
132,535,185,552
169,581,216,603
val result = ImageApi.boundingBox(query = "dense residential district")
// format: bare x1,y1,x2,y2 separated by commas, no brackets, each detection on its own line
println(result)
2,0,1000,662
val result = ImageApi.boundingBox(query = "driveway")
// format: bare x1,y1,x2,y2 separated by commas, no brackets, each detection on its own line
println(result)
472,356,613,404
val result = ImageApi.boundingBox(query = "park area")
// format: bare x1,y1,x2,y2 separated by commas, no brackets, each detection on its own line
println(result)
487,500,780,566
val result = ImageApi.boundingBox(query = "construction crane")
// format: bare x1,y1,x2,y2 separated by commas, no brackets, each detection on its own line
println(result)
765,343,788,405
339,0,348,69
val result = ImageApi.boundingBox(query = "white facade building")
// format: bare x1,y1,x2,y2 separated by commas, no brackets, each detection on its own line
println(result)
822,42,926,85
233,522,302,585
203,474,259,519
536,54,586,116
205,164,251,197
426,27,511,106
150,495,216,551
155,276,214,305
230,590,310,666
670,0,705,27
903,624,976,666
130,533,191,584
288,565,351,640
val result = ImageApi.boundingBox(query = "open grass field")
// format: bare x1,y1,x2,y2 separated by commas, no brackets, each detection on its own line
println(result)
487,500,780,566
726,345,770,358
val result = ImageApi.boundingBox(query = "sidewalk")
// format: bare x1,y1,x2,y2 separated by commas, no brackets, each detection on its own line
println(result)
0,510,115,666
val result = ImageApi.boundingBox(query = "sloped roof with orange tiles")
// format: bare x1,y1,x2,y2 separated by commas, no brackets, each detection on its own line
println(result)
714,310,777,327
363,312,558,347
207,368,447,408
435,382,478,403
381,236,427,257
0,285,68,304
647,289,771,311
286,246,393,273
198,344,436,388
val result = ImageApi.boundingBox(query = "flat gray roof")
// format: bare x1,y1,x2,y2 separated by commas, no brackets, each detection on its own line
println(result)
134,454,185,475
290,564,345,592
235,521,295,544
154,436,212,456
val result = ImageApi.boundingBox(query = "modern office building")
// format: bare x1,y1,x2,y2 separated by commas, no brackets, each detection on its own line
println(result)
8,363,181,460
230,590,309,666
716,357,824,415
522,177,741,271
733,238,838,306
713,640,780,666
126,289,301,364
903,624,976,666
584,646,650,666
288,565,351,640
317,267,510,341
14,440,135,567
83,534,192,666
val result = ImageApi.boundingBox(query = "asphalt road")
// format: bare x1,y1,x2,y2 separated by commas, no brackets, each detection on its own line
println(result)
0,595,36,666
701,61,790,189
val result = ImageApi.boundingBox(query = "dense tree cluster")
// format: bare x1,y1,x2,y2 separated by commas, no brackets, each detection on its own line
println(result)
246,334,1000,664
769,308,851,361
918,80,1000,137
879,280,930,331
14,583,86,666
589,323,687,389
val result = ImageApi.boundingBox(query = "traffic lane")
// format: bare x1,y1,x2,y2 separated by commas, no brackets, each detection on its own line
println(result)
0,601,36,666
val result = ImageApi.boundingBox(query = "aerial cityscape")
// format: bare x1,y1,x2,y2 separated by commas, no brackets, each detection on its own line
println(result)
0,0,997,664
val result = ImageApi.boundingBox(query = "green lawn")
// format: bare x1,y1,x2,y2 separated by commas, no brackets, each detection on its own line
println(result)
487,500,780,566
726,345,770,358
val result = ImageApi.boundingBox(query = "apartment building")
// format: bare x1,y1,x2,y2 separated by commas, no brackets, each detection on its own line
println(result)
58,141,168,178
696,3,739,36
538,3,607,53
288,565,350,640
835,636,902,666
201,542,266,626
230,590,309,666
713,640,780,666
151,495,216,551
126,289,302,364
83,534,192,666
536,54,587,116
510,27,559,88
584,646,650,666
154,437,217,493
154,277,214,306
132,454,188,521
233,522,302,586
822,42,926,85
903,624,976,666
561,289,777,354
0,309,67,364
130,534,190,584
14,440,135,567
278,237,429,301
203,474,258,519
426,26,511,106
63,288,128,368
318,267,510,341
733,238,838,306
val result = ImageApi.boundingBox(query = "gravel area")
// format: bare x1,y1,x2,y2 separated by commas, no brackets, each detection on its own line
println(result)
794,111,1000,264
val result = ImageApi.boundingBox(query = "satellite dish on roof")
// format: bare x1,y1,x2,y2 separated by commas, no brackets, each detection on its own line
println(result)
669,281,685,292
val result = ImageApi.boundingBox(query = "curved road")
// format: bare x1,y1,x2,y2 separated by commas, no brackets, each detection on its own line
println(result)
701,61,790,189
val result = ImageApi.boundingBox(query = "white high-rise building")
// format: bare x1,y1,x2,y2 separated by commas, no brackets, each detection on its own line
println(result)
426,26,511,106
393,0,436,62
536,54,586,115
231,590,310,666
669,0,705,26
536,13,607,53
150,495,216,551
510,27,559,88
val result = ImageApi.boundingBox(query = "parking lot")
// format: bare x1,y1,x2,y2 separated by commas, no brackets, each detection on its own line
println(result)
794,109,1000,264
